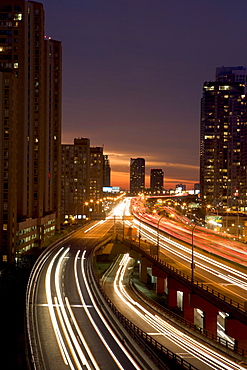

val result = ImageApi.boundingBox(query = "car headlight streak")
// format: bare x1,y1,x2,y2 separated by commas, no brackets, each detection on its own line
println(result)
132,220,247,294
113,254,246,370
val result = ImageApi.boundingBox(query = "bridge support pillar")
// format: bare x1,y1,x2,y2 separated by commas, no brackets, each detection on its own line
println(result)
183,289,194,323
168,287,177,308
190,293,218,334
226,317,247,349
152,265,168,294
167,277,194,321
139,257,152,284
156,276,165,294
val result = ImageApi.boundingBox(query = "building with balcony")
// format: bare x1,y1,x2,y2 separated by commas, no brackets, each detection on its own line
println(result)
200,66,247,210
61,138,90,222
90,147,104,201
61,140,105,222
0,1,62,264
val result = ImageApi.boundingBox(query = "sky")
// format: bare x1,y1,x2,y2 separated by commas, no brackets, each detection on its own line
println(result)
41,0,247,190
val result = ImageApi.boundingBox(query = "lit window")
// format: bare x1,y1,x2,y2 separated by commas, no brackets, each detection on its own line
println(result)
14,63,18,68
219,85,230,90
13,13,22,21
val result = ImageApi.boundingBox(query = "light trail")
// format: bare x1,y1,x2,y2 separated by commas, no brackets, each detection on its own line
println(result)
133,219,247,295
45,247,75,368
84,220,105,233
45,247,97,370
74,249,142,370
64,297,101,370
133,200,247,266
113,254,246,370
54,247,90,370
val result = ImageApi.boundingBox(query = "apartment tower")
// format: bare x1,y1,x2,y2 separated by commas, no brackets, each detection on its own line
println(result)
103,155,111,187
90,147,104,201
0,1,62,263
130,158,145,195
61,138,90,222
61,141,105,221
150,168,164,195
200,66,247,210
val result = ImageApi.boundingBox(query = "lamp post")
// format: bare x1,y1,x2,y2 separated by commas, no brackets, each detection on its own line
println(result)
157,214,165,255
191,223,197,283
226,208,231,229
83,201,89,222
122,207,125,239
139,220,141,247
74,203,82,222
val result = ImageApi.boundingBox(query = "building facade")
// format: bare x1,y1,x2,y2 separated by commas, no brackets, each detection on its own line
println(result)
61,138,90,222
0,1,62,263
103,154,111,187
90,147,104,202
150,168,164,195
130,158,145,195
61,140,105,222
200,66,247,210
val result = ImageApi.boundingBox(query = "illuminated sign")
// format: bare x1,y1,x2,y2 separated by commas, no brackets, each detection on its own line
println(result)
103,187,112,193
205,215,222,225
103,186,120,193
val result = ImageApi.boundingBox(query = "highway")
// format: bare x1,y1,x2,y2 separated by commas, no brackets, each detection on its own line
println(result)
130,198,247,305
26,197,247,370
102,253,246,370
26,220,151,370
132,198,247,267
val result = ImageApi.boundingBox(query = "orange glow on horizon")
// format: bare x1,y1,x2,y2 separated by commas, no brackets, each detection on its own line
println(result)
111,170,198,191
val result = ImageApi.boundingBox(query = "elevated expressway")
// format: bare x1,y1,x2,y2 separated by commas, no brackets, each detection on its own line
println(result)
101,253,247,370
129,198,247,309
26,198,247,370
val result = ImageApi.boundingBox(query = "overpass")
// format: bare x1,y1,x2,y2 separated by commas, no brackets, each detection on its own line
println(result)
118,235,247,353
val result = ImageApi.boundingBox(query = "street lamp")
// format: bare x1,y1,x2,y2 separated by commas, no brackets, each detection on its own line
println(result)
139,220,141,247
157,214,165,254
191,223,197,283
226,208,231,229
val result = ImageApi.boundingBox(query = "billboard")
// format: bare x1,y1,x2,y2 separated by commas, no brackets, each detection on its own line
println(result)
103,186,112,193
205,215,223,226
103,186,120,193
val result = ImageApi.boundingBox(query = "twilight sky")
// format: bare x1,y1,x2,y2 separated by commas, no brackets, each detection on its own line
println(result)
41,0,247,190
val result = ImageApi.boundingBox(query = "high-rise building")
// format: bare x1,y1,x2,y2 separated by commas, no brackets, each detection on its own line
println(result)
90,147,104,201
0,1,62,264
61,141,105,221
150,169,164,194
130,158,145,195
61,138,90,222
103,155,111,187
175,184,186,193
200,66,247,209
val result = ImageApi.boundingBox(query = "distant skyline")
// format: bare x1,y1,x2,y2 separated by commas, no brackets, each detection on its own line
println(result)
41,0,247,189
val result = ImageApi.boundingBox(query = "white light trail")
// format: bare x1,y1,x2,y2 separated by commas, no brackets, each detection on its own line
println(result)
45,247,74,368
45,247,93,370
54,247,90,369
113,254,246,370
133,220,247,294
74,249,142,370
84,220,105,233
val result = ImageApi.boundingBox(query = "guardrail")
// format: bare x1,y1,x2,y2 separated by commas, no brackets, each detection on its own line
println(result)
122,237,247,316
130,279,247,358
26,226,83,370
89,250,199,370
